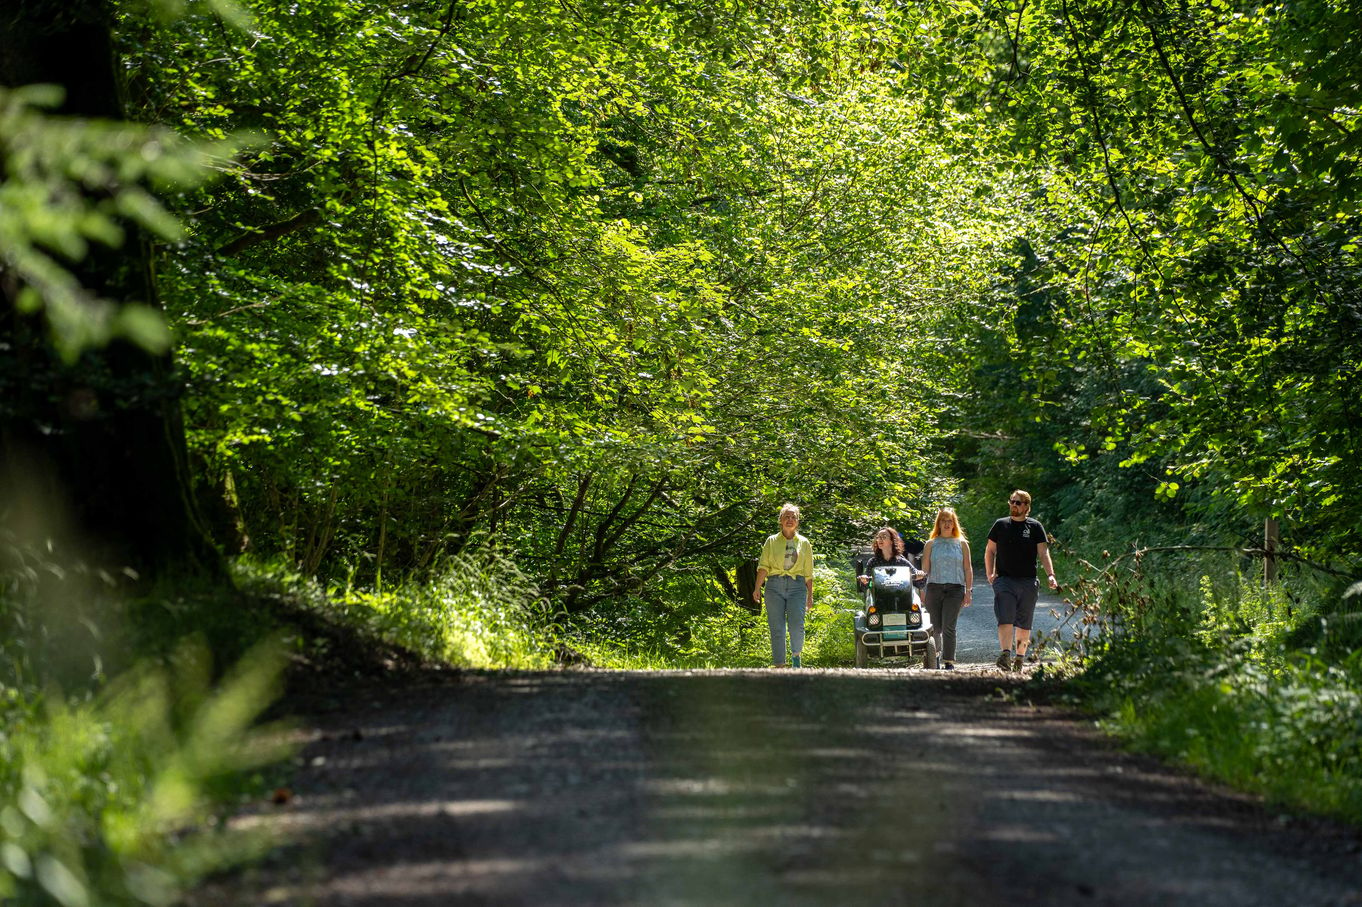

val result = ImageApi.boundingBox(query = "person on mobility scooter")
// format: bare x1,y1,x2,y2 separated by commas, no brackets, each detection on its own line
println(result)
851,526,937,669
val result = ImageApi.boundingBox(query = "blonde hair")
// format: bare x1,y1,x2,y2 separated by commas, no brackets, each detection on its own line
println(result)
928,507,967,541
778,503,802,523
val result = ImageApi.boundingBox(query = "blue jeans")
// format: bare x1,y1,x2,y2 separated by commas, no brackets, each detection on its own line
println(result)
765,575,808,665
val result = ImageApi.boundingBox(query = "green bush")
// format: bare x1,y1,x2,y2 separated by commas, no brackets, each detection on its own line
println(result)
0,640,288,906
1283,580,1362,661
0,533,296,906
801,561,863,667
1067,560,1362,824
567,572,766,669
570,555,867,669
316,541,554,669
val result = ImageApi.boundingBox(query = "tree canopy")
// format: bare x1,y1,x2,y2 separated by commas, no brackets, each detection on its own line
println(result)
4,0,1359,599
942,0,1361,562
97,0,1032,603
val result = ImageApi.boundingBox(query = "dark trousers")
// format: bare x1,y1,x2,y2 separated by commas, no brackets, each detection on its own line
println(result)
924,582,965,662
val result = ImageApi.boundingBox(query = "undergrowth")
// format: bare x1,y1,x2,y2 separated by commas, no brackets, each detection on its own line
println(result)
1062,558,1362,825
1,531,555,906
1,532,289,906
568,556,864,669
235,539,556,670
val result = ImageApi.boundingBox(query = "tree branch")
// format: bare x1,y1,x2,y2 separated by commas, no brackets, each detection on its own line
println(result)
555,472,593,557
217,207,320,256
1080,544,1356,581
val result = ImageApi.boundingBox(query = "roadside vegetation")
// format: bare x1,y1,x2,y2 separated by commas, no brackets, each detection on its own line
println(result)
3,0,1361,902
568,558,865,670
0,536,286,906
1051,554,1362,825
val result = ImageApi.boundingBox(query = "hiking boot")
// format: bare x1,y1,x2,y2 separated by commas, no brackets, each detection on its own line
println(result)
1013,653,1025,672
791,655,802,668
995,650,1013,671
943,661,955,671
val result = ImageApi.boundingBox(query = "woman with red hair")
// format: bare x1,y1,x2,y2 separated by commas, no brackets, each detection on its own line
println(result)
920,508,973,670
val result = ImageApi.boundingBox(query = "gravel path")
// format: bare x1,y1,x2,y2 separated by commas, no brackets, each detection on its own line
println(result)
949,568,1072,664
200,667,1362,906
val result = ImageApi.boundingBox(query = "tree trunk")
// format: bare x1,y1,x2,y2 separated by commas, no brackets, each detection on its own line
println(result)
0,0,219,577
735,558,760,614
1264,517,1279,589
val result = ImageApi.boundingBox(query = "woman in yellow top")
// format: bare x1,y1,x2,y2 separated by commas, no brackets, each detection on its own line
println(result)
753,503,815,667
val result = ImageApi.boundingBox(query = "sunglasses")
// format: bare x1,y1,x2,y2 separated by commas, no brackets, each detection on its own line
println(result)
1008,499,1027,505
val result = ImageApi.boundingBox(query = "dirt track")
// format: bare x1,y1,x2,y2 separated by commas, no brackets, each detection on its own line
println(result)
199,666,1362,906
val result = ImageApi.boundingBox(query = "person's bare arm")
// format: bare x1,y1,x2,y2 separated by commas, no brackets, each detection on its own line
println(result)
1038,543,1058,589
753,567,767,602
984,539,997,583
962,540,973,605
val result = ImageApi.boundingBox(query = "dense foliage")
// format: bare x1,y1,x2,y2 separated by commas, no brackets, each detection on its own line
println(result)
1058,557,1362,823
941,0,1362,566
931,0,1362,822
3,5,1362,899
120,0,1030,614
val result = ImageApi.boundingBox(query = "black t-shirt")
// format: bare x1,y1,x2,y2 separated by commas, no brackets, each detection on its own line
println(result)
988,517,1049,578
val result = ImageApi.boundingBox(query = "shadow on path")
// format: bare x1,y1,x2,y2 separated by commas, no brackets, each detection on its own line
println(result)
200,670,1362,906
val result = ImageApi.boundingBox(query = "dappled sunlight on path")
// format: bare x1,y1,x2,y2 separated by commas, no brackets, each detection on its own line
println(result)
198,670,1362,906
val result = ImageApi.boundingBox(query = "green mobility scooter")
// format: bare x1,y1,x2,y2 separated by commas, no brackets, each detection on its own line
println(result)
851,547,938,669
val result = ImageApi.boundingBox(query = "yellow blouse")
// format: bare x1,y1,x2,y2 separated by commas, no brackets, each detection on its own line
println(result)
758,532,813,580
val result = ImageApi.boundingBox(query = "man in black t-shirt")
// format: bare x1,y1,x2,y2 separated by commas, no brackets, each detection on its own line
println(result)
984,489,1059,672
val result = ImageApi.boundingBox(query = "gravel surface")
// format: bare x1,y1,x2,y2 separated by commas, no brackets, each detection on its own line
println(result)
952,569,1073,663
198,665,1362,906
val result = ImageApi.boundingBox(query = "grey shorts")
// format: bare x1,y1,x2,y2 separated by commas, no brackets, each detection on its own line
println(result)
992,575,1039,630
